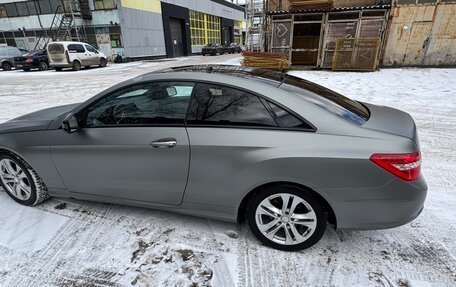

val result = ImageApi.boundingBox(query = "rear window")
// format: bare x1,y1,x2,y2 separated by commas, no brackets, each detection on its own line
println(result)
280,75,370,125
48,44,64,54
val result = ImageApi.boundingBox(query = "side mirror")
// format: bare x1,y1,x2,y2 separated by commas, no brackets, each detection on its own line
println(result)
62,113,80,133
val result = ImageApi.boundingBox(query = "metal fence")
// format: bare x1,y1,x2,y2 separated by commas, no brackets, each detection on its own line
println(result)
332,37,381,72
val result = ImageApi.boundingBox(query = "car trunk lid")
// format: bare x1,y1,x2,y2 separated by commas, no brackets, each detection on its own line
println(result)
362,102,419,145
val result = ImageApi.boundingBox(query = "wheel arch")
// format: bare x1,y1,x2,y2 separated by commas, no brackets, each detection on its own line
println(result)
237,181,337,228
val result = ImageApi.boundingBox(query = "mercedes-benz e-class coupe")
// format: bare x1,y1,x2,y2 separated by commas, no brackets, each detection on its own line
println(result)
0,65,427,251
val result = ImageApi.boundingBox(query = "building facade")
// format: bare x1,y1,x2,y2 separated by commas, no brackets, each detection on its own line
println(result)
267,0,391,70
0,0,245,60
382,0,456,67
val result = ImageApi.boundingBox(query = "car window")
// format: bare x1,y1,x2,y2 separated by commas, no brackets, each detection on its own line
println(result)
280,75,369,125
85,45,97,53
267,102,314,130
0,48,6,57
186,83,278,128
67,44,85,53
82,82,194,127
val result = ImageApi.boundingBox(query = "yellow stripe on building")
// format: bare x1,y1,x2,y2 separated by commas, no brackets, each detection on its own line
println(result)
121,0,162,14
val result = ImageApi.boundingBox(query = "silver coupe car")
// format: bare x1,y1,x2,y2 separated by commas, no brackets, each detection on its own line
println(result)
0,65,427,251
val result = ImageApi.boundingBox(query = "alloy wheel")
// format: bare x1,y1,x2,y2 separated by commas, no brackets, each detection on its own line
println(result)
0,158,32,201
255,193,317,245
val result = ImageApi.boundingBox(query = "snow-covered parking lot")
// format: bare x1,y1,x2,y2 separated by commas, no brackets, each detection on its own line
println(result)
0,54,455,287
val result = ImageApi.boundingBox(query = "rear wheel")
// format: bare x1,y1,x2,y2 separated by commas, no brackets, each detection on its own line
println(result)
0,152,49,206
99,58,107,67
38,61,48,71
2,61,12,71
72,60,81,71
246,185,327,251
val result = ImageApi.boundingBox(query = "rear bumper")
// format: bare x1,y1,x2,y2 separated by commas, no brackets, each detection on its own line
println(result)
325,176,427,229
14,63,37,69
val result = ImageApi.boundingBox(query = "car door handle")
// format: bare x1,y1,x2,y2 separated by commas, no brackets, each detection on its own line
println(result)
150,138,177,148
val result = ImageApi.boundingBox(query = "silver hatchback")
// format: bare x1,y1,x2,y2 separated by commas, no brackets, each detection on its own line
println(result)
0,65,427,251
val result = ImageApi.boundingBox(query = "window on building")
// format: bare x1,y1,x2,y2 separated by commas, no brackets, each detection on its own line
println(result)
5,3,18,17
49,0,60,12
0,5,7,17
38,0,52,14
16,2,29,16
187,83,278,128
94,0,116,10
110,33,122,48
27,1,38,15
189,10,221,46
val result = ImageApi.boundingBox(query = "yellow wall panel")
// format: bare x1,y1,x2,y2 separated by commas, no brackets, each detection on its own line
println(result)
121,0,162,14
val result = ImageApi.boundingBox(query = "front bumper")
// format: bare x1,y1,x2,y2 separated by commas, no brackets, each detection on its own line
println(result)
324,176,428,229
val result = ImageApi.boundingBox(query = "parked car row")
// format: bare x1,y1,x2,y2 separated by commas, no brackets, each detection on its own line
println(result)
202,43,242,56
0,41,107,72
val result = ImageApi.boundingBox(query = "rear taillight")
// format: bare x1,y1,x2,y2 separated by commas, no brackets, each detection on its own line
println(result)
370,152,421,181
25,57,33,63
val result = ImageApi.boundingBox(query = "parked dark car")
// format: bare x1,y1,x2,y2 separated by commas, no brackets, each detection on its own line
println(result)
223,43,242,54
0,46,24,71
202,43,224,56
14,50,49,71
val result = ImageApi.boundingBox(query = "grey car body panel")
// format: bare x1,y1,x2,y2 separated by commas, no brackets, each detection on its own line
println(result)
0,104,78,134
0,70,427,229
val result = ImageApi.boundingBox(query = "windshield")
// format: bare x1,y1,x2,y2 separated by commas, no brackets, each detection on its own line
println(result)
279,75,370,125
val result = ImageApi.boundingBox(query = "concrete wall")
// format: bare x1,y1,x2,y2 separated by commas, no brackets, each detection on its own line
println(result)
383,2,456,67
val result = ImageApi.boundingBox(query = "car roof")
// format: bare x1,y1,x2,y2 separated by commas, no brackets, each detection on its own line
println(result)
152,65,287,87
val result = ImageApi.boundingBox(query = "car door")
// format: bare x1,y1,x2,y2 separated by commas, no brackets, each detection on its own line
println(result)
50,81,195,205
84,44,100,65
68,44,88,65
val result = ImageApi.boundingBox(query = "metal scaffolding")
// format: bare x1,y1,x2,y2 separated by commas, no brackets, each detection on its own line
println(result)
245,0,267,51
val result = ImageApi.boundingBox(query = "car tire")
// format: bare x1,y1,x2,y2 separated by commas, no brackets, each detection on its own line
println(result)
0,152,50,206
246,185,327,251
99,58,107,68
2,61,12,71
55,67,63,71
72,60,81,71
38,61,48,71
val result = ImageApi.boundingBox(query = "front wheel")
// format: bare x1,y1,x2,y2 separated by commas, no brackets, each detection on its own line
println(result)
72,60,81,71
99,58,107,67
246,185,327,251
0,152,50,206
2,61,12,71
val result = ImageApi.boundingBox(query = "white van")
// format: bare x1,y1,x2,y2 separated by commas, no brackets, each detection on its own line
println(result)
47,41,108,71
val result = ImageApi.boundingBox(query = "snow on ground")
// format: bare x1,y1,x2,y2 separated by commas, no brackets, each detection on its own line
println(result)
0,55,455,287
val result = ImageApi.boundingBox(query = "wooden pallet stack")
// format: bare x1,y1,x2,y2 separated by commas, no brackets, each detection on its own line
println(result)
242,51,291,70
